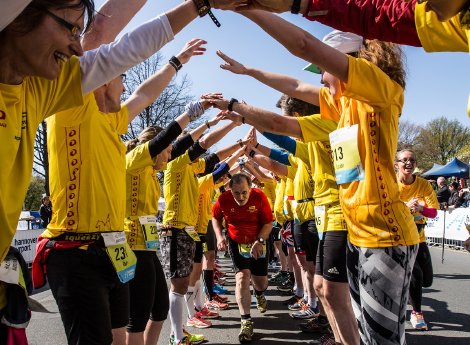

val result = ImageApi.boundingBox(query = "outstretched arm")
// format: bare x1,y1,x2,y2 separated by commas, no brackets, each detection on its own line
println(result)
217,50,319,105
125,39,207,122
82,0,147,51
240,10,349,82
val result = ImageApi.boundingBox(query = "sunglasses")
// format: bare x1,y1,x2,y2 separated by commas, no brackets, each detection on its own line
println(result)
41,8,83,40
397,159,417,165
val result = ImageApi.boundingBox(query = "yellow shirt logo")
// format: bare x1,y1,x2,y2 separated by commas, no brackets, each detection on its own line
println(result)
248,206,257,213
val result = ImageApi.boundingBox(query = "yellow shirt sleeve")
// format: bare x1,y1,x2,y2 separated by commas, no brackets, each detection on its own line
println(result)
297,114,338,143
294,141,311,166
126,142,153,173
415,3,469,52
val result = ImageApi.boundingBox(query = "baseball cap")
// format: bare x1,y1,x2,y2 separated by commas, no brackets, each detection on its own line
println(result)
304,30,363,74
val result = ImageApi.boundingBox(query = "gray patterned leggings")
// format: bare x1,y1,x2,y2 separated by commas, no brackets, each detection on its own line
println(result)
346,242,418,345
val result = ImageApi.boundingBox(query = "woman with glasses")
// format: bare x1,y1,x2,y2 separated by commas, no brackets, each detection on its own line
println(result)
395,149,438,331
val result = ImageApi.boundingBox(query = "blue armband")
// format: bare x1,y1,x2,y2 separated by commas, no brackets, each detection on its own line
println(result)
269,148,290,166
262,132,296,154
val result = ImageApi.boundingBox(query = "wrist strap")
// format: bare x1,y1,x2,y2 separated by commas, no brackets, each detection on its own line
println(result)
205,120,211,129
291,0,301,14
169,56,182,72
249,150,256,158
228,98,238,112
255,142,260,149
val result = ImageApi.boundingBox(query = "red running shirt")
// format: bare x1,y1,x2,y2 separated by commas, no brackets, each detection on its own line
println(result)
213,188,273,244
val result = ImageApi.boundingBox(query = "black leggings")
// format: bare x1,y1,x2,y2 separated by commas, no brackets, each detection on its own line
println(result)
409,242,433,312
128,251,169,332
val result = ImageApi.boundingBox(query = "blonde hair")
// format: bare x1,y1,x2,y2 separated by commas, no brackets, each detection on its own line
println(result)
125,126,163,153
359,40,406,89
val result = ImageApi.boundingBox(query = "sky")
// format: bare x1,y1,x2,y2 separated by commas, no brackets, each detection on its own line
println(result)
96,0,470,150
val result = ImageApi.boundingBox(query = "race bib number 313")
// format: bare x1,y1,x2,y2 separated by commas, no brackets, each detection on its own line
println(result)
329,125,364,185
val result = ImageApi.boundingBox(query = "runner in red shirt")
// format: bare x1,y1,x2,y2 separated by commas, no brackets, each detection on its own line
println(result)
212,173,273,343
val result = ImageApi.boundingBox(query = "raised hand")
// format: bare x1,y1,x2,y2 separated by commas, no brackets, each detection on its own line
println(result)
200,92,223,110
243,127,257,145
207,111,225,127
221,110,244,125
217,50,247,74
176,38,207,65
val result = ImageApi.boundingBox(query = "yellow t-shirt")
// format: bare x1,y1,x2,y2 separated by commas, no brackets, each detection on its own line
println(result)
42,93,129,238
398,176,439,243
273,179,286,224
319,56,419,248
0,57,82,262
124,142,161,250
195,174,215,234
415,3,469,52
163,150,206,228
261,180,276,210
283,178,295,221
287,154,315,223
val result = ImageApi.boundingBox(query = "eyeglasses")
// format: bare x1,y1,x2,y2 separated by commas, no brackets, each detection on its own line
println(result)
397,159,417,165
41,8,83,40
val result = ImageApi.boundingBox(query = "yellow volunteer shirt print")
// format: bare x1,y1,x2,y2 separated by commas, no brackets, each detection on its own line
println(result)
195,174,215,234
319,56,419,248
0,57,82,262
398,176,439,243
43,93,128,238
287,155,315,223
163,150,206,228
261,180,276,210
274,179,286,224
124,142,161,250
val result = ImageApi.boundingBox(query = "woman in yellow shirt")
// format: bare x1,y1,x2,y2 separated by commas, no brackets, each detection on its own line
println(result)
396,149,439,331
208,12,419,345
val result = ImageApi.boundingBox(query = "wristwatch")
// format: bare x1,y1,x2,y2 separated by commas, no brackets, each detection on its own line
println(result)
258,237,264,244
192,0,210,17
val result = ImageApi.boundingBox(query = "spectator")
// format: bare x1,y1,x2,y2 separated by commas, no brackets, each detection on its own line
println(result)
448,181,464,208
436,177,451,206
39,195,52,229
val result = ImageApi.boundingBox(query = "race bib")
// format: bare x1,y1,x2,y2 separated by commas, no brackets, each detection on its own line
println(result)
102,232,137,283
0,255,26,290
329,125,365,184
314,206,327,240
139,215,160,250
185,226,201,242
238,242,267,259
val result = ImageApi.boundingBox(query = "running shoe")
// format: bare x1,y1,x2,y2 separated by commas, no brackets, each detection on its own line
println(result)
215,276,226,285
269,271,287,284
197,306,219,319
183,329,205,345
319,333,336,345
186,312,212,328
276,281,294,295
238,319,254,343
290,304,319,319
299,316,331,334
213,283,228,295
213,293,229,303
282,294,302,306
255,294,267,313
410,311,428,330
169,335,191,345
288,298,306,311
205,297,229,310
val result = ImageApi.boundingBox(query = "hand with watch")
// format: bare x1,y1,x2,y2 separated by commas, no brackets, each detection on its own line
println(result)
191,0,221,27
250,237,265,260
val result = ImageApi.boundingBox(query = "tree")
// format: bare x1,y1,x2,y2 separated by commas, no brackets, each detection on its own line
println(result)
398,120,422,150
24,175,46,211
33,121,50,195
121,52,200,141
415,117,470,168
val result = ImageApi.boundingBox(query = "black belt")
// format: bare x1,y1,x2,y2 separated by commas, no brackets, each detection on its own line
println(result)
296,198,314,203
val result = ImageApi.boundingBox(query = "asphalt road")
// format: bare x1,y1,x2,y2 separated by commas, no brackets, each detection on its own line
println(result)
26,246,470,345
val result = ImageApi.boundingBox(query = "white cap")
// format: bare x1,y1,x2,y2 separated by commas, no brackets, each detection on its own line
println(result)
304,30,363,74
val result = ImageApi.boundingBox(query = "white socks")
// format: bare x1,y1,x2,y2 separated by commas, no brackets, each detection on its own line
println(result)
169,291,185,343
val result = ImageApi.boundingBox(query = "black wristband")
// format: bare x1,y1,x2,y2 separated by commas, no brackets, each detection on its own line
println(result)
255,142,260,149
249,150,256,158
169,56,182,72
228,98,238,112
205,121,210,129
291,0,301,14
242,117,245,124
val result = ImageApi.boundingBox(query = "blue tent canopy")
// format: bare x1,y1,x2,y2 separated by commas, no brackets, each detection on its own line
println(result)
422,158,469,179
